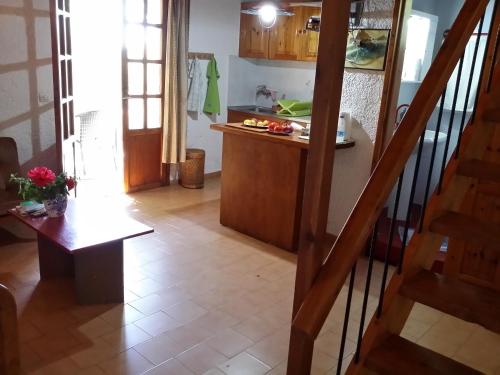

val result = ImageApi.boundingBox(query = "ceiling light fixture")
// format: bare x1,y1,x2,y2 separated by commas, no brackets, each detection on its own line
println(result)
241,3,294,29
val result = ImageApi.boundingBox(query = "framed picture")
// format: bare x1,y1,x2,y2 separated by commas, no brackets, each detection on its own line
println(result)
345,29,391,71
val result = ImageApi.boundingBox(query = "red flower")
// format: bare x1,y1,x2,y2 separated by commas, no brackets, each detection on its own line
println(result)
66,177,76,191
28,167,56,187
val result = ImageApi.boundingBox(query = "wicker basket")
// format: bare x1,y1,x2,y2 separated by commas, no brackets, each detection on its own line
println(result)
179,148,205,189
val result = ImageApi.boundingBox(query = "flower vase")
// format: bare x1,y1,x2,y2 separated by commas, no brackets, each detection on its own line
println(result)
43,194,67,218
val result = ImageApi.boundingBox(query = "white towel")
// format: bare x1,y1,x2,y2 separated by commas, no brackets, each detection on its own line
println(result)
187,58,203,113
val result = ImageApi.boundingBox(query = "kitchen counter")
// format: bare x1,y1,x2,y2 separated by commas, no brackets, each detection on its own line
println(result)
210,124,355,150
228,105,312,125
211,122,355,252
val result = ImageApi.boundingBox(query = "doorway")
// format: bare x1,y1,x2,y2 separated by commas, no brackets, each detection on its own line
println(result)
71,0,124,198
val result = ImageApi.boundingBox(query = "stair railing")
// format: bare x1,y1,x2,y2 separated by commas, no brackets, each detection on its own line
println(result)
287,0,499,373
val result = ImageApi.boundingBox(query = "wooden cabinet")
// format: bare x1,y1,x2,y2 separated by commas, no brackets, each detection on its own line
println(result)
239,12,270,59
297,7,321,62
239,5,321,62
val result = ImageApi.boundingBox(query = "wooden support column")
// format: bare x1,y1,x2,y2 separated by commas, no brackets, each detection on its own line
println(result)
372,0,412,169
288,0,351,373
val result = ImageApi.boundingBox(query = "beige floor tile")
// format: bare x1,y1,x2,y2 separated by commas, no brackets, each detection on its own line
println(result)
133,333,186,365
99,304,146,328
245,331,289,368
163,300,208,324
144,358,194,375
71,317,116,341
30,357,81,375
206,328,254,357
98,349,154,374
128,294,181,316
134,311,181,336
165,323,214,352
101,324,152,351
233,316,281,342
76,366,107,375
218,352,271,375
176,343,228,375
70,338,120,368
127,278,167,297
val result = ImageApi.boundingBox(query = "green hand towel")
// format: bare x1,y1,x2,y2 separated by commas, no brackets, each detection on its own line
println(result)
203,57,220,115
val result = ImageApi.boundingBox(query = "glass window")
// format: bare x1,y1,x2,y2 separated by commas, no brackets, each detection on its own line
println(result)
402,11,438,82
126,0,144,23
147,98,161,129
147,63,162,95
128,63,144,95
146,26,162,60
128,99,144,130
147,0,162,24
126,25,145,59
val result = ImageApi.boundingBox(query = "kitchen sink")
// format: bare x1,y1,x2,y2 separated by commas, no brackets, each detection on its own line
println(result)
239,106,276,114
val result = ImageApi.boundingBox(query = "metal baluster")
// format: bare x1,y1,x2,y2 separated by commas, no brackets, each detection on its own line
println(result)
472,1,498,120
377,172,404,318
354,224,378,363
438,55,465,194
398,130,426,274
456,15,486,157
418,89,448,232
337,264,357,375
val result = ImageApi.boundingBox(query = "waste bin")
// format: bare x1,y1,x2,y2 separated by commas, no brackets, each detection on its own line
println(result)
179,148,205,189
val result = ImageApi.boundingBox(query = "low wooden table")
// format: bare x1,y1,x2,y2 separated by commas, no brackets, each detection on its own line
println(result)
9,199,153,305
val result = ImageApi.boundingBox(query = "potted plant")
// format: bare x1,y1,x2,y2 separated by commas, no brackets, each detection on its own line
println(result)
9,167,76,218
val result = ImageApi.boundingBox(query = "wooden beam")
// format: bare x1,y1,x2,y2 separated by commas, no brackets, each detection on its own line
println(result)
372,0,412,170
287,0,351,373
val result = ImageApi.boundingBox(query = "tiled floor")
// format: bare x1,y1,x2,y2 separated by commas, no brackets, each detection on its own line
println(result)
0,177,499,374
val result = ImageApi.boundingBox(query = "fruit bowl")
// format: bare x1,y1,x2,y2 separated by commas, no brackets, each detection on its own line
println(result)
267,121,293,136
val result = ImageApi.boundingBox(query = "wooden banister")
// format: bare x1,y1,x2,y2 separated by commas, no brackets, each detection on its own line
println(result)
0,284,19,375
291,0,491,340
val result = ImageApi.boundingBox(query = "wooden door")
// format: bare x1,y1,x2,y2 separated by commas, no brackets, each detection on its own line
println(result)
298,6,321,62
239,12,270,59
122,0,167,192
50,0,76,176
269,8,301,61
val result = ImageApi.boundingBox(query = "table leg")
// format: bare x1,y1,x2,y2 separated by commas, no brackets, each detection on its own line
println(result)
38,234,74,280
73,240,124,305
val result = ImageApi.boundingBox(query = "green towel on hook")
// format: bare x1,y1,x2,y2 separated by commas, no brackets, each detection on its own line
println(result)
203,57,220,115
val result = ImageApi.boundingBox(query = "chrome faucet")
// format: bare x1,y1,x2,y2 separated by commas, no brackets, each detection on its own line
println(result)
256,85,278,102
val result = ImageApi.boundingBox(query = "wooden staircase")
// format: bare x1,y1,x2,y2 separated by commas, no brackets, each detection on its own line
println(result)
362,67,500,374
287,0,500,373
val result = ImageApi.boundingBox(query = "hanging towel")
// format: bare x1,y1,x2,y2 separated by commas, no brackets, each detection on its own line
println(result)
203,57,220,115
187,57,202,113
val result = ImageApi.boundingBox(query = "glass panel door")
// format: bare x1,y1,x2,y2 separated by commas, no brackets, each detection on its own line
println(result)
122,0,166,192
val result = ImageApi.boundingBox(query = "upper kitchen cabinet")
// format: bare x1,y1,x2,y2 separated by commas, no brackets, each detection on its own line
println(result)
297,7,321,62
239,4,321,62
239,11,270,59
268,10,301,60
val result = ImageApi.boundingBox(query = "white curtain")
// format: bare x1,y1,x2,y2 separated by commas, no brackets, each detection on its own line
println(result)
162,0,190,164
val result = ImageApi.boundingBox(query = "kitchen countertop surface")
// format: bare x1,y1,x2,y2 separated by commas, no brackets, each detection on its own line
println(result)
211,123,355,150
228,105,312,125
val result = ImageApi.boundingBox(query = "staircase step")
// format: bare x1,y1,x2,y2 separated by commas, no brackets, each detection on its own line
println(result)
365,334,482,375
482,108,500,122
429,211,500,248
400,270,500,333
458,159,500,183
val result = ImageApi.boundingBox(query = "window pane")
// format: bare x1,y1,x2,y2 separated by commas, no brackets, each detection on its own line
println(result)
147,98,161,129
128,63,144,95
147,63,162,95
147,0,162,24
128,99,144,130
126,0,144,23
146,27,162,60
126,25,144,59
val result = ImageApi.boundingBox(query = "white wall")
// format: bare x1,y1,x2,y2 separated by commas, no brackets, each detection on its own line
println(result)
0,0,57,173
187,0,241,173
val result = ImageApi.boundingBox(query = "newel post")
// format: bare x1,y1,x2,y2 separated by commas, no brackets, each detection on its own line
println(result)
287,0,351,373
